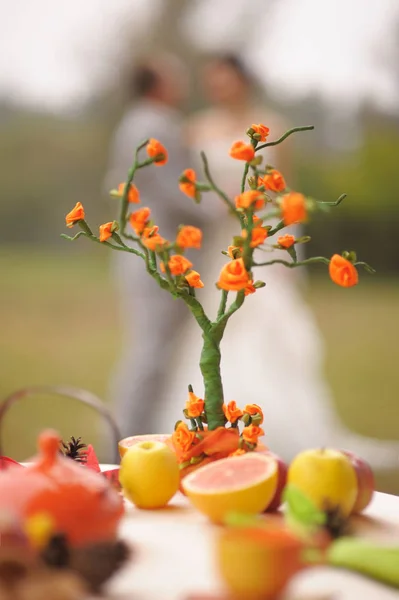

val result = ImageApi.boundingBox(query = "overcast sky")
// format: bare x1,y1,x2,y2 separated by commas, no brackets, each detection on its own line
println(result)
0,0,398,112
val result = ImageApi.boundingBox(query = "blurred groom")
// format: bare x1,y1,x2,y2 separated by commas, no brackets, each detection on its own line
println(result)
105,54,208,440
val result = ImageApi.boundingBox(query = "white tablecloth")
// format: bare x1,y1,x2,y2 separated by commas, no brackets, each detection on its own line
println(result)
103,485,399,600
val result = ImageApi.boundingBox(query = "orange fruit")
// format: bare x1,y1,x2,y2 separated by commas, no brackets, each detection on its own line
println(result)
217,526,303,599
118,434,171,458
182,453,278,524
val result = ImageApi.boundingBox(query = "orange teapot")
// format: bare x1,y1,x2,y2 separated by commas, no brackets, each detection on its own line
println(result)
0,429,124,546
0,386,124,547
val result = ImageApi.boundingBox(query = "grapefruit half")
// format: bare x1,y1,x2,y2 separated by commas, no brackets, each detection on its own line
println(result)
182,453,278,524
118,434,171,458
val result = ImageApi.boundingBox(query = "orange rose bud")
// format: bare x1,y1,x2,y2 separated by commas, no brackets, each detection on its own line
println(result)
281,192,307,225
146,138,168,165
223,401,243,424
242,226,268,248
242,425,265,445
179,168,197,199
185,392,205,418
65,202,85,228
235,190,265,211
172,422,196,453
161,255,193,276
329,254,359,288
278,234,295,249
118,182,140,203
229,448,247,457
129,207,151,235
229,141,255,162
218,258,250,292
250,123,270,142
142,234,166,251
99,221,116,242
141,226,167,251
244,280,256,296
185,270,204,288
244,403,264,425
260,169,286,193
176,225,202,249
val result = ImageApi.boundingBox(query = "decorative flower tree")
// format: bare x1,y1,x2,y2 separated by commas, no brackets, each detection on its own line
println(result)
63,125,374,473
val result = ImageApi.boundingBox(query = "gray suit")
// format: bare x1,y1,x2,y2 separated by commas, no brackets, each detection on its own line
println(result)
105,100,210,438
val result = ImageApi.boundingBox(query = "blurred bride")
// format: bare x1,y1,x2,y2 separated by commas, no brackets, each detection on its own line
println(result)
155,54,398,470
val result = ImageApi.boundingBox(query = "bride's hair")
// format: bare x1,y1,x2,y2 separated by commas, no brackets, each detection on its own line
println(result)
207,53,254,86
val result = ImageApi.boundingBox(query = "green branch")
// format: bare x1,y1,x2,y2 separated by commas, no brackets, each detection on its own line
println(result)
217,290,245,327
200,151,239,218
254,256,330,268
256,126,314,152
268,219,286,236
217,290,228,320
119,139,149,237
61,224,145,259
317,193,347,207
241,163,250,193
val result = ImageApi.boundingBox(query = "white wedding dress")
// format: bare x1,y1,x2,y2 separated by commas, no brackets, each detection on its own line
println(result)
154,128,399,471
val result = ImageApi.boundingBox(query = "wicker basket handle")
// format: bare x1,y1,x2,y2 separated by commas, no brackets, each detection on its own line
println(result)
0,385,121,461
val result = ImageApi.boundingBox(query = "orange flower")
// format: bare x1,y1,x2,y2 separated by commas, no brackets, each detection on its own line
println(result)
329,254,359,288
229,141,255,162
65,202,85,228
146,138,168,165
235,190,264,211
179,169,197,199
244,404,264,425
242,425,265,445
281,192,307,225
244,280,256,296
118,182,140,203
129,207,151,235
223,401,243,424
185,392,205,418
172,422,196,453
99,222,114,242
229,448,247,457
141,226,166,251
185,270,204,288
227,245,242,259
218,258,250,292
278,234,295,249
176,225,202,249
242,226,268,248
259,169,286,193
160,254,193,276
250,123,270,142
252,215,263,225
142,234,166,251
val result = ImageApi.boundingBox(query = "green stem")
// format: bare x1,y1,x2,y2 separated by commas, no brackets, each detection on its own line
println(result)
241,163,250,193
254,256,330,268
200,151,239,219
119,139,149,237
217,290,228,320
200,329,226,430
256,126,314,152
268,219,286,236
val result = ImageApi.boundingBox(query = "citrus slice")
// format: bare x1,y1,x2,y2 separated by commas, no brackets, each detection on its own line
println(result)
182,453,278,523
118,434,171,458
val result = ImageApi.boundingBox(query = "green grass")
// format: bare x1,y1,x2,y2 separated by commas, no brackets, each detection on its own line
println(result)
1,247,399,491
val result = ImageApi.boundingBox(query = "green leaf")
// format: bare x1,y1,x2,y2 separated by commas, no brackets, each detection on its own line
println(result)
224,512,263,528
283,484,326,528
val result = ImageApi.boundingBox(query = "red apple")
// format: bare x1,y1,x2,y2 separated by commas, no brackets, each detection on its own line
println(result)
341,450,375,514
261,451,288,512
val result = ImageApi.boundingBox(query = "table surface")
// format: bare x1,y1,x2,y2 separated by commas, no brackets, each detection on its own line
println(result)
100,464,399,600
